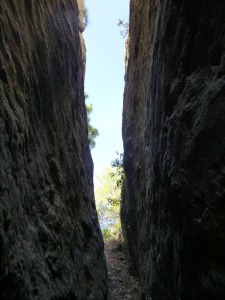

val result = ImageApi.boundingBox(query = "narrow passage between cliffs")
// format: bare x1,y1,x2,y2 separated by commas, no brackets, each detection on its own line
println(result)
82,0,137,298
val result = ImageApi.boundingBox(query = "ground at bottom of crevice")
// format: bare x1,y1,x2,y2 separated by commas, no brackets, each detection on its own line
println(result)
105,240,142,300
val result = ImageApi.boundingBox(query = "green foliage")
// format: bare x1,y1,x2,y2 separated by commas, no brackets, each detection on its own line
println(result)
111,152,124,188
83,6,89,29
108,152,124,206
109,219,123,242
95,166,121,223
117,19,129,38
85,93,99,149
88,125,99,149
95,153,124,242
102,228,112,240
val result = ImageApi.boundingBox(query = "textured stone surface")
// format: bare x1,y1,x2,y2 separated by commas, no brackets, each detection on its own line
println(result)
122,0,225,299
0,1,107,299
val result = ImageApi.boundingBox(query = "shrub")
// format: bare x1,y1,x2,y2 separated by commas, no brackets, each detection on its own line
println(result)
102,228,112,240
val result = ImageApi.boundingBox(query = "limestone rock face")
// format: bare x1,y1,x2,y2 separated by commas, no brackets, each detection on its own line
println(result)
122,0,225,299
0,1,107,299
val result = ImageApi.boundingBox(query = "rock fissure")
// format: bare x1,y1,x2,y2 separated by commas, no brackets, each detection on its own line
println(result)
1,0,225,299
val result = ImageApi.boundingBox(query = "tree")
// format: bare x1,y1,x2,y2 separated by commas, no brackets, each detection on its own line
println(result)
85,93,99,149
95,153,124,240
95,166,121,227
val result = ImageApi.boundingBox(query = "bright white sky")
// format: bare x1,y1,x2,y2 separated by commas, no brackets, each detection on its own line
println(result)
83,0,130,178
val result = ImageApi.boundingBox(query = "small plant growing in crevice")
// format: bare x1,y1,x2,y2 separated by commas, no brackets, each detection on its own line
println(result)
83,6,89,29
118,19,129,38
85,93,99,149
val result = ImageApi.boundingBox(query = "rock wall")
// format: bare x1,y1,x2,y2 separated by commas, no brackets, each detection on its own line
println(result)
0,1,107,299
122,0,225,299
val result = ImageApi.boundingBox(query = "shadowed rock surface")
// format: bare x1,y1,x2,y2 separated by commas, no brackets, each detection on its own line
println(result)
0,1,107,299
122,0,225,299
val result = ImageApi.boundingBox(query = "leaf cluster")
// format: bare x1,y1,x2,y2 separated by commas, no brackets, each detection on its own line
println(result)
85,94,99,149
95,154,124,241
107,152,124,206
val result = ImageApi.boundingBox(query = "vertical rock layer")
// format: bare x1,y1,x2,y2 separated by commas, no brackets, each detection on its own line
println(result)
122,0,225,299
0,1,107,299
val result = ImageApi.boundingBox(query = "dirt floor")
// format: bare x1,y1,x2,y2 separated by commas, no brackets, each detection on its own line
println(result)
104,240,142,300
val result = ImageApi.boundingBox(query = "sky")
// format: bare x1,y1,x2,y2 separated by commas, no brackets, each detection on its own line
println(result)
83,0,130,178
